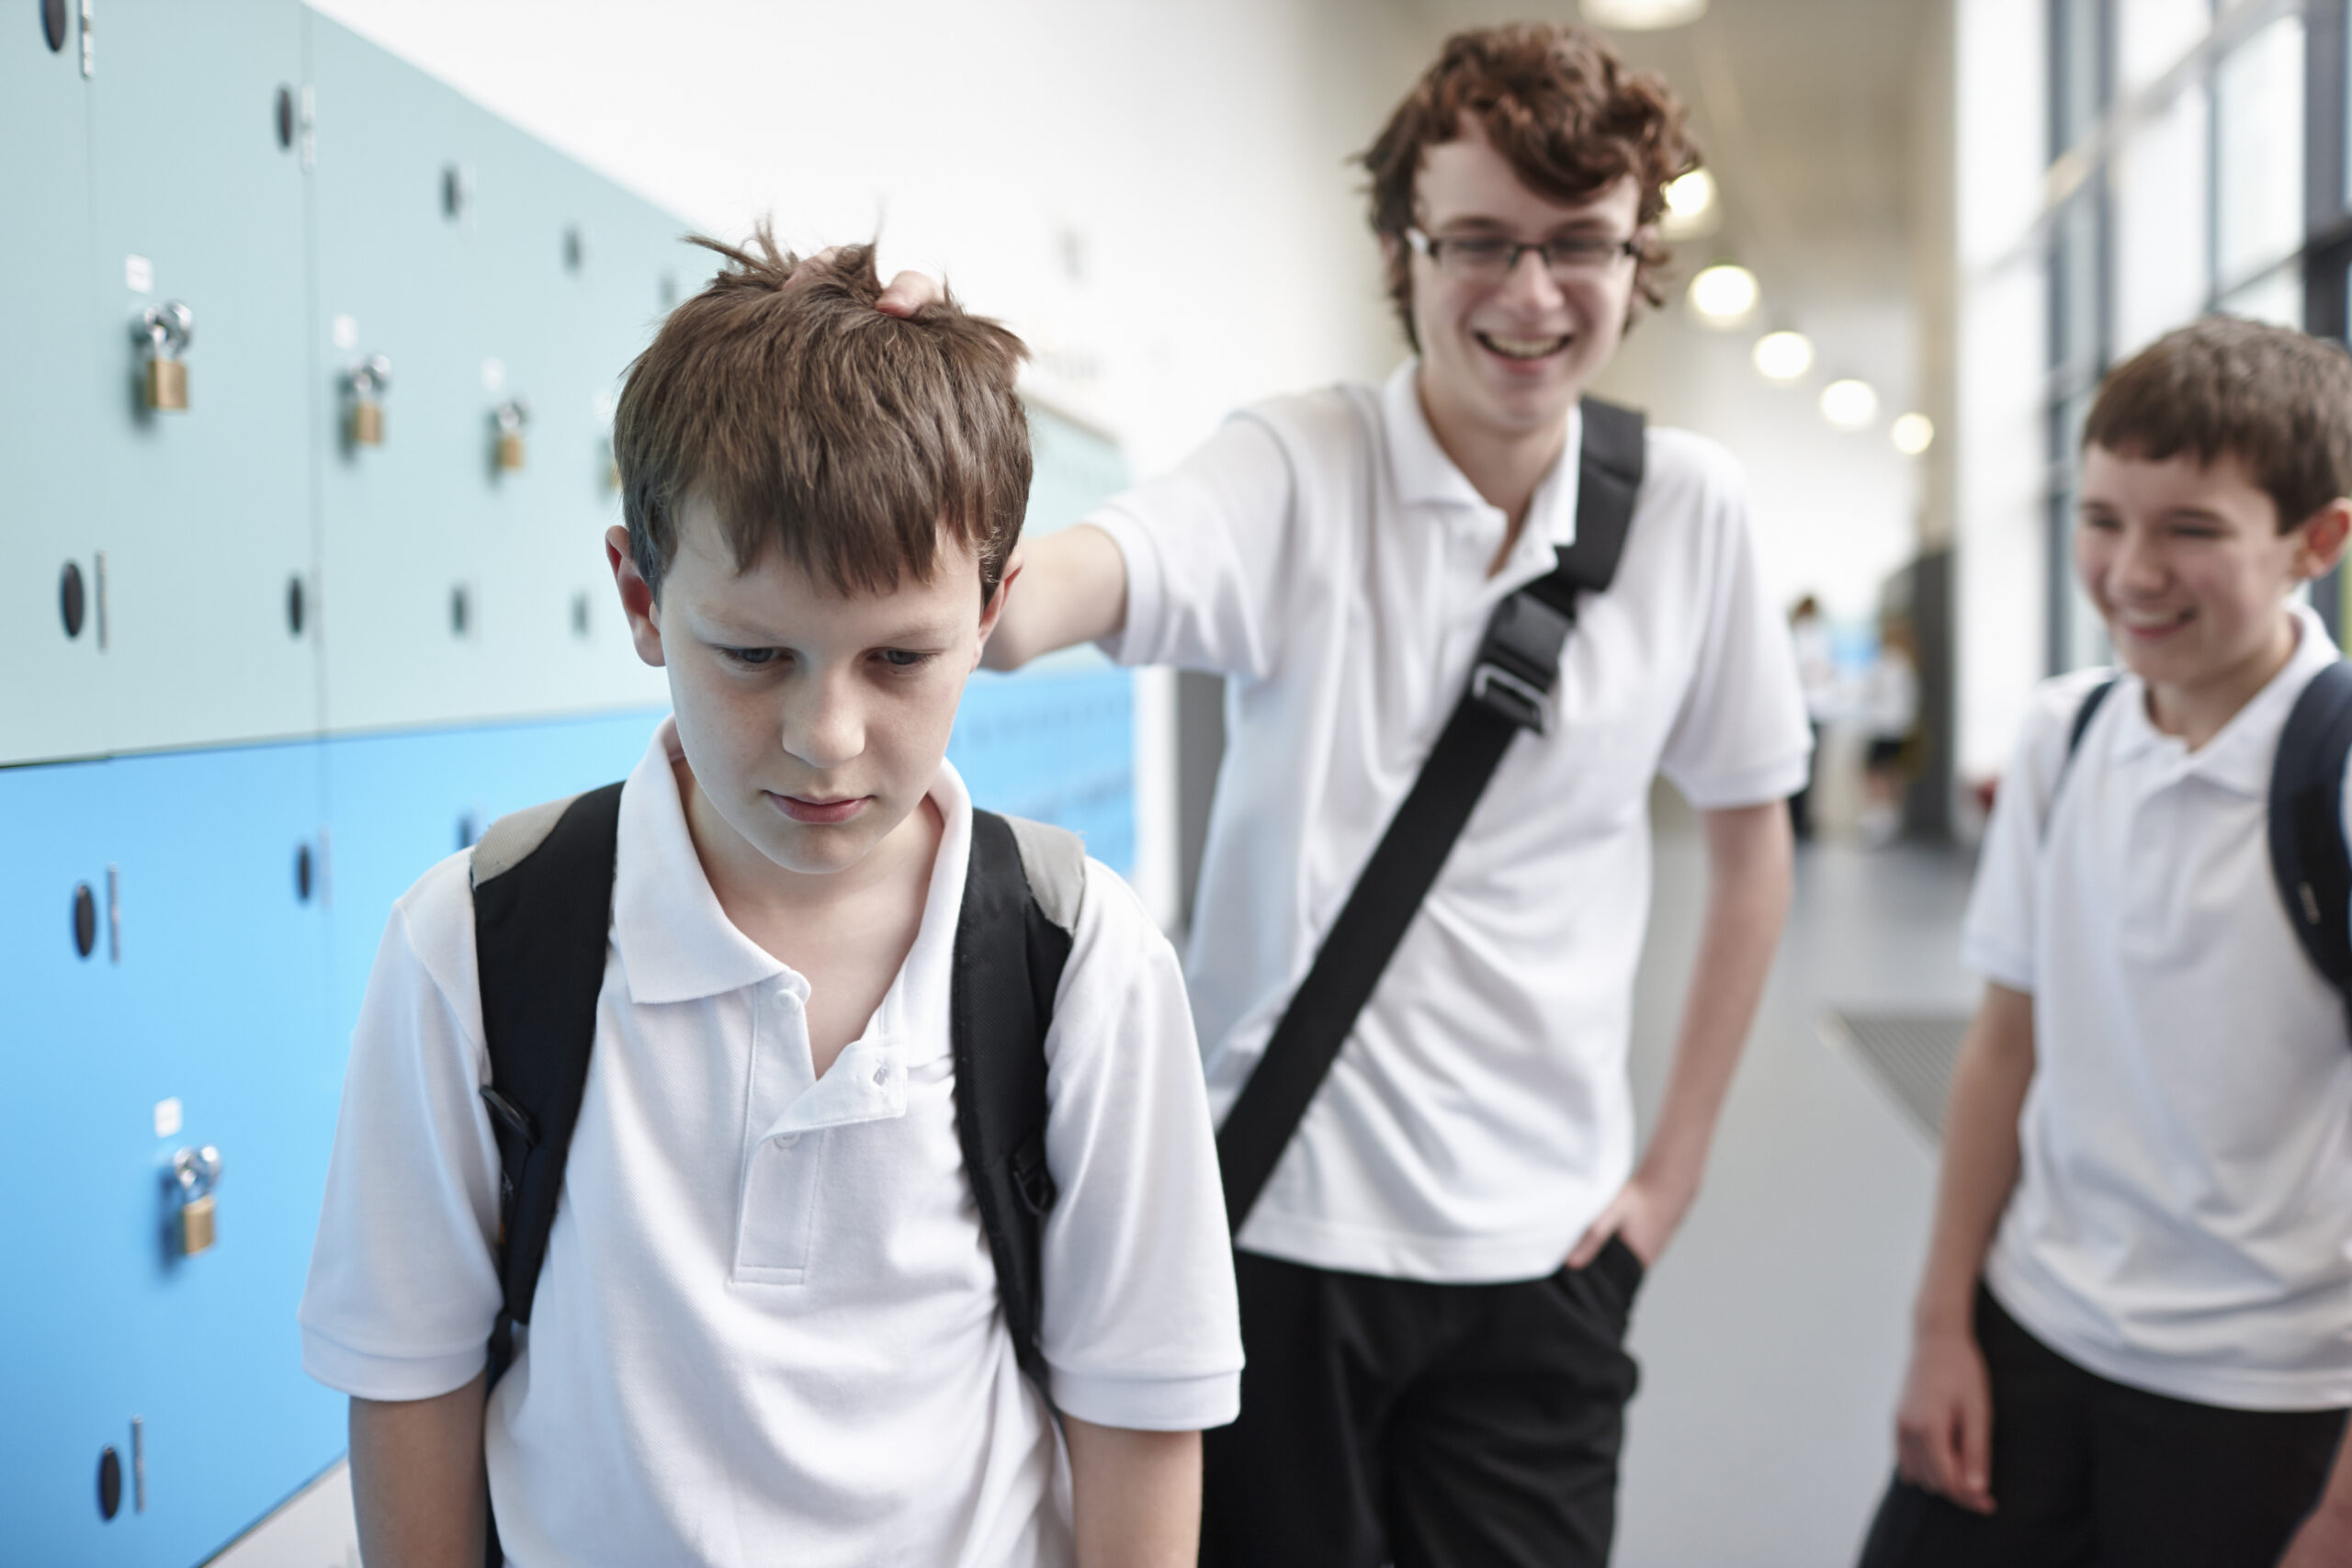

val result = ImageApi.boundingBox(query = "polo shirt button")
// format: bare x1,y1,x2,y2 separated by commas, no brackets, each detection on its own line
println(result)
871,1066,888,1088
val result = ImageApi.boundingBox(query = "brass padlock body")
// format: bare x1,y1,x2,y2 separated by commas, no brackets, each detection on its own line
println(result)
145,358,188,412
497,432,526,471
180,1193,217,1256
351,400,384,446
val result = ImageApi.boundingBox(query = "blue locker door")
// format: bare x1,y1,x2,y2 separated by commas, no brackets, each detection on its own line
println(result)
0,760,141,1567
0,7,107,766
98,742,340,1566
84,0,319,756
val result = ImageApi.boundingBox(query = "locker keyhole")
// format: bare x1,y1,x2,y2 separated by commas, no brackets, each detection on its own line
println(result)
276,86,295,150
61,560,85,638
72,883,97,959
571,591,591,638
563,226,584,273
295,843,313,902
41,0,67,53
450,583,471,637
287,575,306,637
96,1445,120,1520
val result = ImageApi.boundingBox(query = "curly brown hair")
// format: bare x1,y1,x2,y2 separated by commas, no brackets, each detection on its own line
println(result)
615,225,1032,604
1360,23,1701,349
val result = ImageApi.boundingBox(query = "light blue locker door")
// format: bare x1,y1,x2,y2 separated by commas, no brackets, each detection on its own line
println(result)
0,8,107,766
477,144,677,719
84,0,319,756
0,760,140,1567
99,742,338,1567
309,15,515,734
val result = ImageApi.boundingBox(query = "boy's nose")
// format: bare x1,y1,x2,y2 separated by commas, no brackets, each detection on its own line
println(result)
781,683,864,772
1495,249,1570,314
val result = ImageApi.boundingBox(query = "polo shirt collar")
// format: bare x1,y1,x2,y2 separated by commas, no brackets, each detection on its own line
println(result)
609,717,973,1019
2107,602,2338,795
1379,359,1585,590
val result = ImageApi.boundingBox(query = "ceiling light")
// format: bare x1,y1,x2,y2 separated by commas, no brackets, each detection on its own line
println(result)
1820,378,1880,430
1661,169,1716,237
1891,412,1935,456
1752,330,1815,381
1582,0,1709,28
1687,263,1758,325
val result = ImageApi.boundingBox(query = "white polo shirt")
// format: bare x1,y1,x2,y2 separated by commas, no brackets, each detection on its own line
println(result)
1091,360,1812,1283
300,721,1242,1568
1967,604,2352,1411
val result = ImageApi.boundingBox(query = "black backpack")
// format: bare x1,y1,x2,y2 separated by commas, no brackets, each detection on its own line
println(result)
466,784,1080,1550
2061,660,2352,1014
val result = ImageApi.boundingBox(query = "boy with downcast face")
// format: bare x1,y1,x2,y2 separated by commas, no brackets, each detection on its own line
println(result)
1864,318,2352,1567
300,238,1241,1568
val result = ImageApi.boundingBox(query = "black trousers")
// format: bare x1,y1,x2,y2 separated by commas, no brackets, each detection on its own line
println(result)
1200,1237,1645,1568
1858,1286,2347,1568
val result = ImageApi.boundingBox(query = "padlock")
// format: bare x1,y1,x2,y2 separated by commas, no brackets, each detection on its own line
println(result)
493,398,530,472
180,1194,217,1256
345,354,392,447
171,1144,223,1258
144,358,188,412
135,301,195,413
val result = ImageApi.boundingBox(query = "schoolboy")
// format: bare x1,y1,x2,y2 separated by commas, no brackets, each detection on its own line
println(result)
1861,317,2352,1567
892,24,1810,1566
298,237,1242,1568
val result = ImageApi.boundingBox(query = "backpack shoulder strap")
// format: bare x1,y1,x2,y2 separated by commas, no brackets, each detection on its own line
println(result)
2269,660,2352,1004
1541,397,1645,600
952,809,1080,1403
470,780,626,1395
2040,675,2120,844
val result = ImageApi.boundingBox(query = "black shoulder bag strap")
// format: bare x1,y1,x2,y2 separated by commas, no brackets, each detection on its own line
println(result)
2269,660,2352,1025
1216,397,1646,1234
471,790,1076,1415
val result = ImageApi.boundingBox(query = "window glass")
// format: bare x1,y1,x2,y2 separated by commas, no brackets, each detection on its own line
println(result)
2118,0,2208,95
2214,14,2305,289
2217,261,2304,327
2051,188,2105,376
2051,389,2111,673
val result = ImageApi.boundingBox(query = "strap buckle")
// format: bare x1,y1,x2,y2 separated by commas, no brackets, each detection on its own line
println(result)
1470,661,1550,733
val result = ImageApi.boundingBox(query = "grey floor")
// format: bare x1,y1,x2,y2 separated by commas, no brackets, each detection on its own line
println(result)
1614,802,1979,1567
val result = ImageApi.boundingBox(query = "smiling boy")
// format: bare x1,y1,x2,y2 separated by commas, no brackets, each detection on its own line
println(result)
916,25,1812,1568
1863,318,2352,1566
298,238,1240,1568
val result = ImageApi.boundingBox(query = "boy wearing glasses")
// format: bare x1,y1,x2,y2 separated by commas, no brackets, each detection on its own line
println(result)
902,23,1809,1566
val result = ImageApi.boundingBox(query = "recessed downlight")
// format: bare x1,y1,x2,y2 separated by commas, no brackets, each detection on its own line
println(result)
1892,412,1935,455
1752,330,1815,381
1582,0,1709,28
1820,378,1881,430
1688,263,1758,325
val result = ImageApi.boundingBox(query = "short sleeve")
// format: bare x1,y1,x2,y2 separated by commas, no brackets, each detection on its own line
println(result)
1653,435,1815,809
1035,861,1243,1431
1090,413,1301,681
1960,677,2102,992
298,854,506,1401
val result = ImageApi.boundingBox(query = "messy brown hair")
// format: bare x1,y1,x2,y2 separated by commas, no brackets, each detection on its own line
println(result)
2084,316,2352,531
1361,23,1700,349
615,227,1031,603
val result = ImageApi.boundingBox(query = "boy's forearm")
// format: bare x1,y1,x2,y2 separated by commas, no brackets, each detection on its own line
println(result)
1064,1416,1202,1568
983,525,1129,670
1912,984,2036,1335
350,1374,489,1568
1643,802,1793,1197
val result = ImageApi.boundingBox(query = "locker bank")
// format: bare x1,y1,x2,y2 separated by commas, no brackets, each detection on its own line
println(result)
1,5,1136,1562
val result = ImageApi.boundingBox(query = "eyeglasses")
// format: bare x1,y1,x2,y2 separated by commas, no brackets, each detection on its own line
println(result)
1404,228,1642,281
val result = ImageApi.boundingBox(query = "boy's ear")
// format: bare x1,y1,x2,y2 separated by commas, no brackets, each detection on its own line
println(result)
972,543,1023,662
606,525,667,669
2295,499,2352,581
